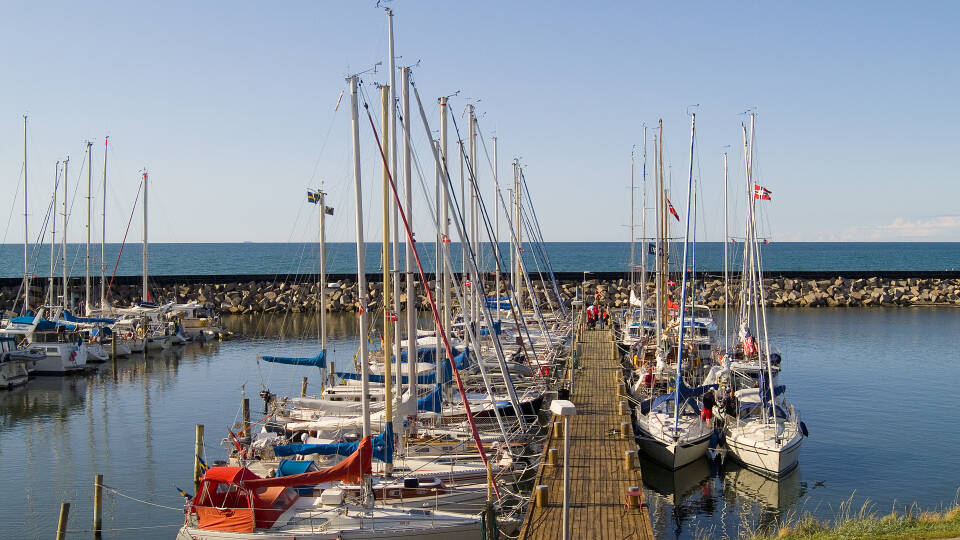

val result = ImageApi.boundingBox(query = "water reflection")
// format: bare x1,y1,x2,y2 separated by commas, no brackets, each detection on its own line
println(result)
641,455,807,539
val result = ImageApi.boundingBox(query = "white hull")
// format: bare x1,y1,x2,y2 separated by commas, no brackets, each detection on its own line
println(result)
638,429,712,470
32,345,87,375
725,425,802,477
0,360,29,389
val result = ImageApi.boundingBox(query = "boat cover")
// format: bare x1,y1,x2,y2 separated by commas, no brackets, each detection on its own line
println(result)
273,431,389,462
417,383,443,413
261,350,326,368
336,348,470,385
62,310,116,324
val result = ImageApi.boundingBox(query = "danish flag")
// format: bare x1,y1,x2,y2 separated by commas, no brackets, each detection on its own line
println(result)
386,311,398,321
666,198,680,221
754,184,772,200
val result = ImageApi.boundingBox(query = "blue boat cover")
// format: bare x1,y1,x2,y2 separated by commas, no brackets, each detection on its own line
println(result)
417,384,443,413
479,321,502,336
262,350,326,368
485,297,512,310
336,348,470,385
277,460,314,476
274,430,391,462
651,381,718,413
62,310,116,324
10,316,76,332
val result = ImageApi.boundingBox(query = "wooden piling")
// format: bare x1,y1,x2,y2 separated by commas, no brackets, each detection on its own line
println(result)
619,399,628,415
328,361,336,387
553,420,562,437
241,398,250,439
301,376,308,397
624,450,636,471
627,485,641,508
535,485,549,508
193,424,204,491
111,337,117,361
93,474,103,537
56,501,70,540
547,448,559,466
621,421,631,439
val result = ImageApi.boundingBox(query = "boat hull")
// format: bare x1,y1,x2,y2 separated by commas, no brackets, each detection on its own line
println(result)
637,428,711,470
725,429,802,477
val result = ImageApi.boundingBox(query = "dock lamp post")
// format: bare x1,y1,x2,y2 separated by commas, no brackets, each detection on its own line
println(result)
551,399,577,540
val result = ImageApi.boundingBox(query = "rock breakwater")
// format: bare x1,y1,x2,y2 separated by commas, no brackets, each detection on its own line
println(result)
3,275,959,315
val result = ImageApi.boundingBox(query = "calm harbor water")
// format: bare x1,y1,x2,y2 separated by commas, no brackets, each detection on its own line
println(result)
3,241,960,278
1,309,959,538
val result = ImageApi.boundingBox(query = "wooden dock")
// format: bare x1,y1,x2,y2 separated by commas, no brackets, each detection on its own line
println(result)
518,328,654,540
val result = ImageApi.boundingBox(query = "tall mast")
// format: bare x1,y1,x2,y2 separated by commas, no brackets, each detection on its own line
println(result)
433,138,443,383
62,157,69,311
318,190,328,352
348,75,371,438
467,104,478,328
674,112,696,431
49,162,58,307
640,125,647,310
722,151,729,351
379,84,393,472
23,116,29,314
85,141,92,314
401,67,416,399
101,137,108,308
493,135,500,321
386,8,401,402
513,159,522,309
654,123,662,344
630,146,635,293
439,97,451,364
142,170,148,302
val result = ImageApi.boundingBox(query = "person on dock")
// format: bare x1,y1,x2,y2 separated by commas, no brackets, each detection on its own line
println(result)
722,388,738,421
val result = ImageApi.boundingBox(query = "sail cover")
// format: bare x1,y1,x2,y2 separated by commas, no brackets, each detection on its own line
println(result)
273,431,389,462
245,436,372,488
417,383,443,413
61,310,116,324
335,348,470,385
261,350,326,368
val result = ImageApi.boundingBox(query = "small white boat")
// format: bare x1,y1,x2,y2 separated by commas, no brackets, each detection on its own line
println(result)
0,336,42,389
723,388,803,477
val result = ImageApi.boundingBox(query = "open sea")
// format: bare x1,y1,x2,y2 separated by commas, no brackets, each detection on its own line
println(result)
3,242,960,278
2,309,960,539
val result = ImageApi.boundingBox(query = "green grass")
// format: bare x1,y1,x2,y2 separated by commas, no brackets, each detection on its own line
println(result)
746,494,960,540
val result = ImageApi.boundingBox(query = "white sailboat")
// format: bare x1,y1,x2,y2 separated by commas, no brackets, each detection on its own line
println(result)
635,115,715,470
722,113,805,477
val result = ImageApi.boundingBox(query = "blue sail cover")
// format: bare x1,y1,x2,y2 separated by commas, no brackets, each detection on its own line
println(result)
336,348,470,385
417,384,443,413
62,310,116,324
479,321,502,336
394,347,436,364
9,316,76,332
273,430,391,462
650,380,718,413
262,350,327,368
485,297,511,310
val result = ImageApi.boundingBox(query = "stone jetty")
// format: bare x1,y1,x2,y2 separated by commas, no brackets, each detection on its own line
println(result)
3,275,960,316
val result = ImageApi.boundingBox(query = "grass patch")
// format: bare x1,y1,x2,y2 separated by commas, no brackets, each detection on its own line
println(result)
749,494,960,540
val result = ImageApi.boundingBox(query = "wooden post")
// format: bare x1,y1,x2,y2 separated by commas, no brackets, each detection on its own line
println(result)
621,421,631,439
241,398,250,439
328,361,336,387
111,337,116,360
624,450,636,471
554,420,563,437
626,485,641,508
618,399,628,415
93,474,103,537
193,424,204,491
56,501,70,540
300,376,308,398
547,448,559,466
535,485,549,508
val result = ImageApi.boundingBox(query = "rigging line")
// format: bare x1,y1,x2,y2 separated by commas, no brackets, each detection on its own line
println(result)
106,178,143,300
516,167,565,314
1,162,25,247
63,150,90,279
360,86,503,499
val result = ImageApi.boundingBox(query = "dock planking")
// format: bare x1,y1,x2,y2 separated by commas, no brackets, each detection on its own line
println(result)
519,328,654,540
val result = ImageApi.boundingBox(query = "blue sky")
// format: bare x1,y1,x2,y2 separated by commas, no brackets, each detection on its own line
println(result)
1,1,958,245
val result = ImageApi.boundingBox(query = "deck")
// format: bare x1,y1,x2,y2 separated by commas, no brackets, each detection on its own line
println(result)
518,327,655,540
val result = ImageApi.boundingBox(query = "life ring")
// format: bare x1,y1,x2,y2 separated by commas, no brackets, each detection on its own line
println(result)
136,327,146,338
632,354,641,370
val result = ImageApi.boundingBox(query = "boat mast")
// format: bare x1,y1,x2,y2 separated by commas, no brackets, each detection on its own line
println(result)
379,84,394,473
49,162,58,307
439,96,452,372
85,141,92,314
348,75,371,439
493,135,500,321
674,112,696,431
402,66,416,399
318,190,328,353
22,116,29,314
142,170,149,302
640,126,647,311
630,146,635,294
468,105,478,329
62,157,69,312
386,8,402,407
722,151,728,352
101,137,108,308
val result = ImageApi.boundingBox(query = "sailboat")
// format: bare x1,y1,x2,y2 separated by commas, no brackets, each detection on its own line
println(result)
722,114,805,477
635,115,716,470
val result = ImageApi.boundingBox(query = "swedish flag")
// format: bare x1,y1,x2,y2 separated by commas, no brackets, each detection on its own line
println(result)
197,455,209,474
175,486,194,500
307,190,320,204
